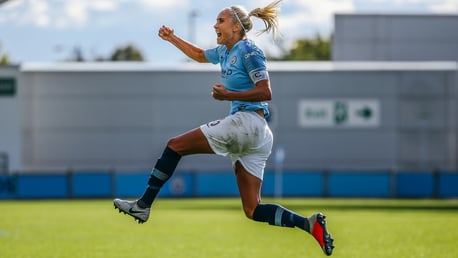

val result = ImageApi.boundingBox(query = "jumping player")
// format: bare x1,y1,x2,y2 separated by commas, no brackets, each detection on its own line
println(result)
113,1,334,255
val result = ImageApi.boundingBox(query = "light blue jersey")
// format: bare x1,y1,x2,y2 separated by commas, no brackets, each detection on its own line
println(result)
205,39,269,117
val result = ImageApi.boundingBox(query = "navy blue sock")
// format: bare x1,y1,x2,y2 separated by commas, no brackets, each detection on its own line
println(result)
138,146,181,208
252,203,310,232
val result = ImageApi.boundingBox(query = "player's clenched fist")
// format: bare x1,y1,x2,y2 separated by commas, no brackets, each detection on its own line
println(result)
158,25,174,41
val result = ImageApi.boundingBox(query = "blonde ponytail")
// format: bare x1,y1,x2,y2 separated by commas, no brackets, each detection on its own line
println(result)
249,0,282,37
230,0,282,38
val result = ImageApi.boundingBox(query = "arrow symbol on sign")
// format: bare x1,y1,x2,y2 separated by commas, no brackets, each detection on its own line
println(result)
356,106,373,120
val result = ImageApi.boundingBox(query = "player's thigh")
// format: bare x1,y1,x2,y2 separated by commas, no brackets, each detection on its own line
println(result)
167,128,214,156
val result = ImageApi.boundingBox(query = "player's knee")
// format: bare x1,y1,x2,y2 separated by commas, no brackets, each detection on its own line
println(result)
166,137,181,153
242,204,256,219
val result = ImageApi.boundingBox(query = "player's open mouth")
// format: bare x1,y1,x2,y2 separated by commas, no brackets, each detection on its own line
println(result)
216,31,222,38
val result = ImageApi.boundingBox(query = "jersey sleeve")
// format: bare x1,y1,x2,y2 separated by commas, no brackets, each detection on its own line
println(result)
204,47,221,64
242,47,269,84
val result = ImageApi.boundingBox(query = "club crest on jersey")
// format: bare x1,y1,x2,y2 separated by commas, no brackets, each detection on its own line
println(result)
231,56,237,64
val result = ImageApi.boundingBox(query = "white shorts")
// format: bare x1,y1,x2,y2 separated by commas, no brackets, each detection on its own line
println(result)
200,111,273,180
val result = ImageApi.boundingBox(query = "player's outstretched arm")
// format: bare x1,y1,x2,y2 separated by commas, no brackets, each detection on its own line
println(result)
158,25,208,63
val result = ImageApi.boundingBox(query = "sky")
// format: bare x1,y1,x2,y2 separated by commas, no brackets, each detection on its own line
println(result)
0,0,457,64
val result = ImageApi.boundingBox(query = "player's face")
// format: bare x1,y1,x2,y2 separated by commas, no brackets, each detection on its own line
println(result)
213,9,240,49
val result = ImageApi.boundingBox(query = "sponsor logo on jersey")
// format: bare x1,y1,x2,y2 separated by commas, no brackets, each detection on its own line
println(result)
244,51,257,59
221,68,233,77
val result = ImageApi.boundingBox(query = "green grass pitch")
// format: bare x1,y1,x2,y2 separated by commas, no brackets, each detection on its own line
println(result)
1,198,457,258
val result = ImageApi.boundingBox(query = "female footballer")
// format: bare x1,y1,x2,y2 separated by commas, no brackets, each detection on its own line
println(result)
114,0,334,255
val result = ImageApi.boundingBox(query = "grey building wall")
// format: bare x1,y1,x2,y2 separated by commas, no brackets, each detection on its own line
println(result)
19,63,225,172
332,14,458,61
14,62,458,172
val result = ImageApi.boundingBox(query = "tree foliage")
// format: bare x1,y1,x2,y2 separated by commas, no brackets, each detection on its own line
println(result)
71,46,85,62
0,42,10,65
2,35,331,64
110,44,144,61
65,44,144,62
0,54,9,65
275,34,331,61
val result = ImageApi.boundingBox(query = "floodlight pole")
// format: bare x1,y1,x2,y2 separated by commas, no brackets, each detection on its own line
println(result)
188,10,200,44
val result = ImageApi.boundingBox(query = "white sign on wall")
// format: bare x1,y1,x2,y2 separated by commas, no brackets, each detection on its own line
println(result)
298,99,380,128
